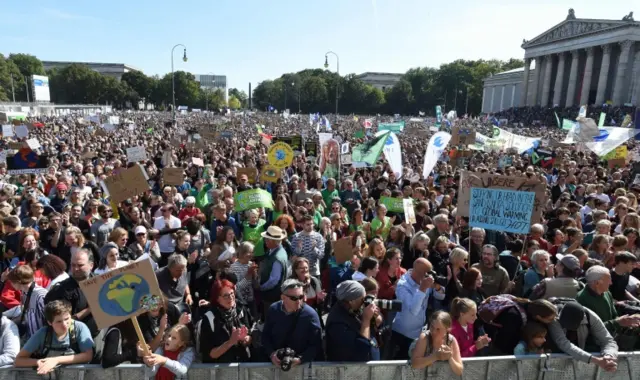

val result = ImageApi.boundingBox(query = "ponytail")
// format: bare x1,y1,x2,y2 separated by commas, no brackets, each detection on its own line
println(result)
450,297,476,319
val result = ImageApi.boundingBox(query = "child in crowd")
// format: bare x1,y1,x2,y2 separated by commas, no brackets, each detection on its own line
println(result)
144,324,194,380
449,297,491,357
514,321,547,355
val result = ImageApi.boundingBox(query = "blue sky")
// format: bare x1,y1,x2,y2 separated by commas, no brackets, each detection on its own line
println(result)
3,0,635,91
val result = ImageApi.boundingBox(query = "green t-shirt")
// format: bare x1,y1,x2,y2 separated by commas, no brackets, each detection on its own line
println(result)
370,216,392,240
243,219,266,246
321,188,340,215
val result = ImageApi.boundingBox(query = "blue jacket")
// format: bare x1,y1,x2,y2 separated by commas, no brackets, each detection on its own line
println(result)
209,217,240,242
325,302,377,361
261,302,323,363
392,271,445,339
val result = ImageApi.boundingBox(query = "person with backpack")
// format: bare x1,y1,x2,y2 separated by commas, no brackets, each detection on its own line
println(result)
14,300,94,375
7,265,48,341
528,254,584,300
100,319,140,368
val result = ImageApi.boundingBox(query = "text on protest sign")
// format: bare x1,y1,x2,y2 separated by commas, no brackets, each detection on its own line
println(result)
457,171,545,225
380,196,404,213
469,188,535,234
126,146,147,163
234,189,273,212
79,259,162,329
163,168,184,186
103,164,150,204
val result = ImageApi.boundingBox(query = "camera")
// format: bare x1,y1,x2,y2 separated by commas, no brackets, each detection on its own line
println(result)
428,271,448,287
363,294,403,312
275,347,296,372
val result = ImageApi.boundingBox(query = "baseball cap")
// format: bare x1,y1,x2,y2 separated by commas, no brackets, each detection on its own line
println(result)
134,226,147,235
558,302,585,331
556,254,580,271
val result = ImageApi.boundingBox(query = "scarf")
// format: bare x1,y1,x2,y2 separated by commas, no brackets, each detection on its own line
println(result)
155,349,180,380
216,305,239,335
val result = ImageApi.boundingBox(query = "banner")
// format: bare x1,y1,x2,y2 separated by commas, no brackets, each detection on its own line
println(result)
234,189,274,212
320,138,340,180
79,259,162,330
375,131,403,178
267,142,294,169
380,196,404,213
490,127,540,154
457,171,546,225
351,132,389,166
469,188,535,234
435,106,442,128
422,132,451,178
378,121,405,133
7,148,49,174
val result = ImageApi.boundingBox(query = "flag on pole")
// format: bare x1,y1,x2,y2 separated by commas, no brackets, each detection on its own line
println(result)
554,112,561,129
351,132,390,166
598,112,606,128
423,132,451,178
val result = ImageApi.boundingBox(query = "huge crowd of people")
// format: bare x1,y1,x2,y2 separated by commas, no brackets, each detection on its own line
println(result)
0,106,638,378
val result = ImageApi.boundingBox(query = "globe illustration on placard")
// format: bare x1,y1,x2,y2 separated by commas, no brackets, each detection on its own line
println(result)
98,273,151,316
276,149,285,161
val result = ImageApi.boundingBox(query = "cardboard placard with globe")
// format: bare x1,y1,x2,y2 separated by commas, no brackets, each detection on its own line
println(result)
267,142,294,169
79,259,162,330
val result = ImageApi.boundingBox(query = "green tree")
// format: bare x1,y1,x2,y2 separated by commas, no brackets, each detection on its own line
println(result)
228,95,241,109
0,55,23,102
121,70,154,108
228,88,248,108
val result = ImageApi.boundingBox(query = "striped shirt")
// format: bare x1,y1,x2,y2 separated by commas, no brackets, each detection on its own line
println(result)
291,231,325,276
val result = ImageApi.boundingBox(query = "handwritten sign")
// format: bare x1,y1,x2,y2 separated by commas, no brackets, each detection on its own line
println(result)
26,138,41,151
192,157,204,167
103,164,150,204
126,146,147,163
79,260,162,329
457,171,545,225
469,188,535,234
403,199,416,224
236,167,258,184
2,125,13,138
450,126,477,146
163,167,184,186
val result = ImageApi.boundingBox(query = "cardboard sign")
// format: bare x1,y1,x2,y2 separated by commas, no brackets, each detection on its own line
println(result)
14,125,28,138
260,165,281,183
305,142,318,158
79,259,162,330
103,164,150,204
341,154,352,165
126,146,147,163
8,142,23,150
163,167,184,186
403,199,416,224
236,167,258,184
192,158,204,167
332,237,353,265
2,125,13,138
25,138,41,151
608,158,626,169
7,150,49,174
469,188,535,234
450,126,477,146
457,170,546,225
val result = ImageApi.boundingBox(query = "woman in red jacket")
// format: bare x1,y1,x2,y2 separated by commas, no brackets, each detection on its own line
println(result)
375,248,406,301
449,297,491,357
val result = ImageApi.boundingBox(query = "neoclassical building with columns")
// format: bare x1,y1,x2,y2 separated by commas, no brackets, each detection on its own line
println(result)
482,9,640,114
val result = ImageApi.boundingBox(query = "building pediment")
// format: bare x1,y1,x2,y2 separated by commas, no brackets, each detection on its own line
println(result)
521,19,639,48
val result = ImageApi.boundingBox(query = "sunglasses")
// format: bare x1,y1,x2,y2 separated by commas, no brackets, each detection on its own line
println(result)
284,294,304,302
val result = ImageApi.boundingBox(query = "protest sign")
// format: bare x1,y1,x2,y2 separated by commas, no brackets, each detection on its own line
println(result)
450,126,477,146
163,167,184,186
234,189,273,212
7,150,48,174
608,158,626,169
192,157,204,167
469,188,535,234
14,125,28,138
497,156,513,169
126,146,147,163
380,196,404,213
403,199,416,224
602,146,628,160
78,259,162,330
305,142,318,158
267,142,294,169
2,125,13,138
103,164,150,204
341,154,352,165
260,165,281,183
25,138,41,151
237,167,258,184
378,122,405,132
272,136,302,154
332,237,353,265
457,171,545,225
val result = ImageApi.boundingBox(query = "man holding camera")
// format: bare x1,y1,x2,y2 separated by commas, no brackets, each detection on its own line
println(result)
262,279,322,370
389,258,445,360
325,280,380,361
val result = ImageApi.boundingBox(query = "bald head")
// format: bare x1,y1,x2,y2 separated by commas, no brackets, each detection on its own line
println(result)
412,258,432,282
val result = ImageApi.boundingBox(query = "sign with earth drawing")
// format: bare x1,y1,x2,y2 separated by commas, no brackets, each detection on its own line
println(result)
267,141,294,169
79,259,162,329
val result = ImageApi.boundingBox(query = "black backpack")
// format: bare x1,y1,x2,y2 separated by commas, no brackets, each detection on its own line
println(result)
32,321,79,359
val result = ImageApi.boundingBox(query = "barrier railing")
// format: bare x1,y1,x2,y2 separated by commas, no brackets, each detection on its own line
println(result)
0,352,638,380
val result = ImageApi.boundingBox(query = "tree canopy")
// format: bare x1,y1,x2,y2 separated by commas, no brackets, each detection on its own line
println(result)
0,53,522,114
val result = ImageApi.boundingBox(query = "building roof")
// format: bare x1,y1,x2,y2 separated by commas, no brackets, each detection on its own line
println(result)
42,61,142,72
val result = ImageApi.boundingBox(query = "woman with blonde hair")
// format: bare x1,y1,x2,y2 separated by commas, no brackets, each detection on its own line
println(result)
589,234,611,263
410,311,463,375
445,248,468,304
402,232,430,269
366,238,385,261
108,227,136,261
57,226,99,268
615,212,640,235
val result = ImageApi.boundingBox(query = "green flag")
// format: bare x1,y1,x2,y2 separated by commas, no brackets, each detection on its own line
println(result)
380,196,404,213
562,119,576,130
354,130,365,139
146,127,153,134
554,112,561,129
598,112,606,127
351,132,390,165
234,189,273,212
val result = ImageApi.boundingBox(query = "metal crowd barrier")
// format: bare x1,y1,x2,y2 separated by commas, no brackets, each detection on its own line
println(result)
1,353,639,380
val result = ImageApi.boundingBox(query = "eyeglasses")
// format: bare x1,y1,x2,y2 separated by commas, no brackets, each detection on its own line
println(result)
220,292,235,300
284,294,304,302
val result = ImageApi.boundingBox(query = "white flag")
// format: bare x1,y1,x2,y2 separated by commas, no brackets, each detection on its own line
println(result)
423,132,451,178
376,130,403,178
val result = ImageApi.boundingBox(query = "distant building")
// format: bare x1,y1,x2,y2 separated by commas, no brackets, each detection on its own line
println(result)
195,74,228,103
42,61,141,80
356,72,403,91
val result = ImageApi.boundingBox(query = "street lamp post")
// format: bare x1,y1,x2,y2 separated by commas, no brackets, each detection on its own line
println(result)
324,51,339,118
171,44,188,122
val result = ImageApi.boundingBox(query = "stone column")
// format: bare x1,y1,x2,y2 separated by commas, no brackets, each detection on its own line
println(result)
612,40,634,105
579,47,595,105
500,86,505,110
540,55,554,107
481,87,486,112
511,85,516,107
595,44,612,105
530,57,542,105
521,58,531,106
565,50,579,107
553,53,566,106
490,87,495,111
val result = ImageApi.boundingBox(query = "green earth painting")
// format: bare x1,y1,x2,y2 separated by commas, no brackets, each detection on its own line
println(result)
98,273,151,316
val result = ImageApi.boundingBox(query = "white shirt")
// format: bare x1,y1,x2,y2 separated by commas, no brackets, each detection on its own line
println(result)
93,260,129,275
153,216,181,253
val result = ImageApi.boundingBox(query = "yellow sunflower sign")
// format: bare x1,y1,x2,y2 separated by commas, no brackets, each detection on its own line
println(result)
267,142,294,169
